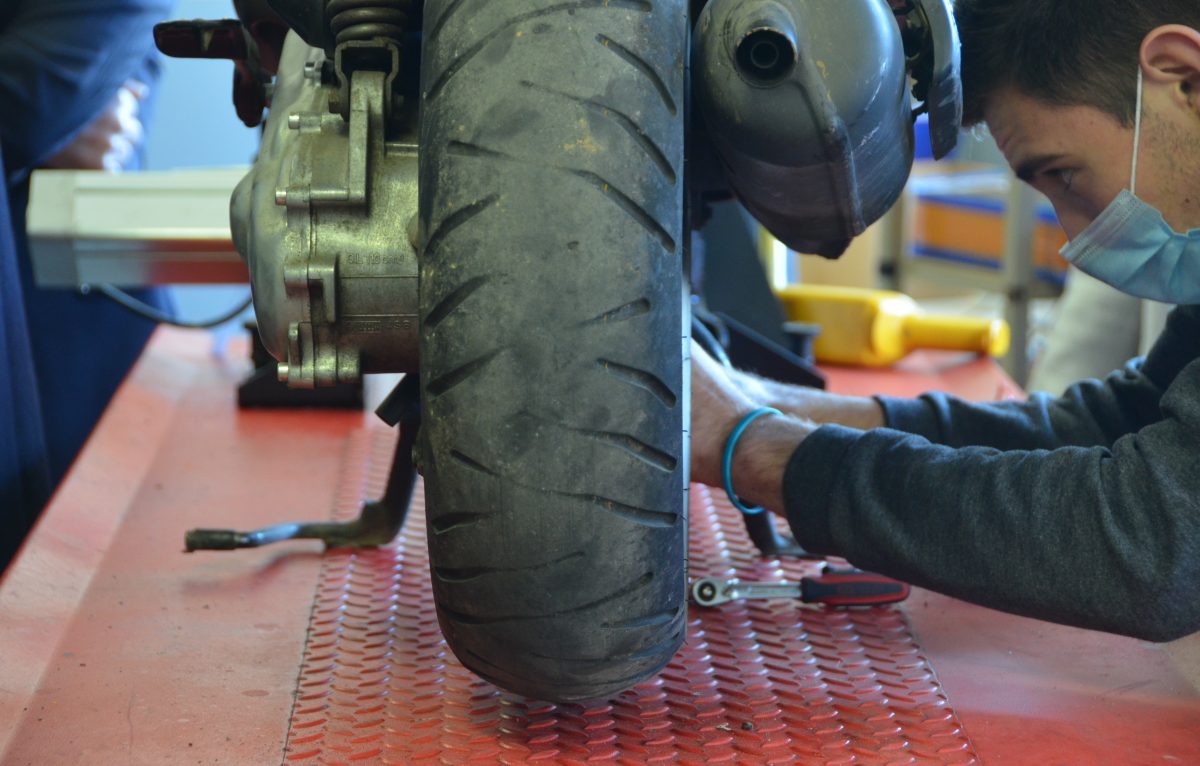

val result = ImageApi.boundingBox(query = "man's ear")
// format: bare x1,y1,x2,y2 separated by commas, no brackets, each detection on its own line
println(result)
1141,25,1200,111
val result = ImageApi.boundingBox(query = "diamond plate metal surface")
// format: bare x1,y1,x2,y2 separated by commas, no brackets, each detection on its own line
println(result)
283,428,978,765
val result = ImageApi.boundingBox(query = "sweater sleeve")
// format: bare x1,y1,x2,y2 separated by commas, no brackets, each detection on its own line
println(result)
875,305,1200,451
784,305,1200,642
0,0,172,180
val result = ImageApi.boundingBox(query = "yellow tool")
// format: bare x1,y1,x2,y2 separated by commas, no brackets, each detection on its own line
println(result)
776,284,1011,367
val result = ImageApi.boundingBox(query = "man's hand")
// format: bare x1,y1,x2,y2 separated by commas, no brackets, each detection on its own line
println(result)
44,81,147,172
690,341,815,513
689,341,761,488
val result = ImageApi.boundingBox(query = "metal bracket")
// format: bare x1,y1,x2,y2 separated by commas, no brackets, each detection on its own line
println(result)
276,67,389,388
278,68,385,209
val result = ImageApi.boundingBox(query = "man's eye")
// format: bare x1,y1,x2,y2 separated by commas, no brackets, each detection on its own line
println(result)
1049,168,1075,191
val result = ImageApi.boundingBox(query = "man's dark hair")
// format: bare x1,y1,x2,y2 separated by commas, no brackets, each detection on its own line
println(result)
956,0,1200,126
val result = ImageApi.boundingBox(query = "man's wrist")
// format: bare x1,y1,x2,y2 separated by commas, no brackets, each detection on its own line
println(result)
727,414,814,514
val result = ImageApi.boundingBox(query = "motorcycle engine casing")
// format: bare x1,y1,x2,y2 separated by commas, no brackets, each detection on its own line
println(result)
231,33,419,388
693,0,915,258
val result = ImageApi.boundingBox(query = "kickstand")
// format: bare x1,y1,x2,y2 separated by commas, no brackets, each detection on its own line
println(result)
741,509,823,559
185,374,421,552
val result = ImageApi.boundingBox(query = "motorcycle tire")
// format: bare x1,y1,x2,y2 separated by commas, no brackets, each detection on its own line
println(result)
418,0,689,702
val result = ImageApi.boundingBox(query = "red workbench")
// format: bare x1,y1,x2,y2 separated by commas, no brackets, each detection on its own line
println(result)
1,330,1197,765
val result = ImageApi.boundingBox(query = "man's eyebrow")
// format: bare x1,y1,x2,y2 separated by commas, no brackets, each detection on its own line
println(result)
1014,153,1066,183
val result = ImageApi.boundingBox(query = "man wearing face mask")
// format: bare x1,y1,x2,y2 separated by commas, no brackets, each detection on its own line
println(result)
689,0,1200,642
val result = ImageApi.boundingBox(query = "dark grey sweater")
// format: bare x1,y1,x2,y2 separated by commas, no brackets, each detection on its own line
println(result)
785,304,1200,642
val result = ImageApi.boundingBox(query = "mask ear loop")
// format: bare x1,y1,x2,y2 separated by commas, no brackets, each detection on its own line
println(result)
1131,67,1144,194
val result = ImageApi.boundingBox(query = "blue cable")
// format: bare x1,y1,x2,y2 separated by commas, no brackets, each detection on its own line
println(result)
722,407,782,515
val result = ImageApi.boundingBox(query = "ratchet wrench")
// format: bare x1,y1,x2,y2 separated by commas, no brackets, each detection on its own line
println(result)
692,565,910,608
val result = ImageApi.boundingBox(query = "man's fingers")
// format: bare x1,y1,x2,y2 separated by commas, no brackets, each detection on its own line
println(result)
102,134,136,172
688,338,764,488
690,338,730,379
112,88,145,144
41,85,146,171
123,79,150,101
116,110,145,151
114,84,142,115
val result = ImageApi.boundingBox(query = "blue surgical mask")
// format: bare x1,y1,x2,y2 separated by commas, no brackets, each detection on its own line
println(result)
1060,69,1200,304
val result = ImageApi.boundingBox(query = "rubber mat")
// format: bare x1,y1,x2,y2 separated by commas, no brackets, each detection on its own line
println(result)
283,428,978,765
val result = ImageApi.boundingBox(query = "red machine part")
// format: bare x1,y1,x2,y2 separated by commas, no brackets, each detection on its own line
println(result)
282,429,977,765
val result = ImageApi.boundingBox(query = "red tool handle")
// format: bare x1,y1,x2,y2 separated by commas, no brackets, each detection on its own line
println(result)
801,565,910,607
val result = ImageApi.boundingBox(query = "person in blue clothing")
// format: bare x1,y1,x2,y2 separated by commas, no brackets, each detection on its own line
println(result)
691,0,1200,642
0,145,51,571
0,0,173,570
